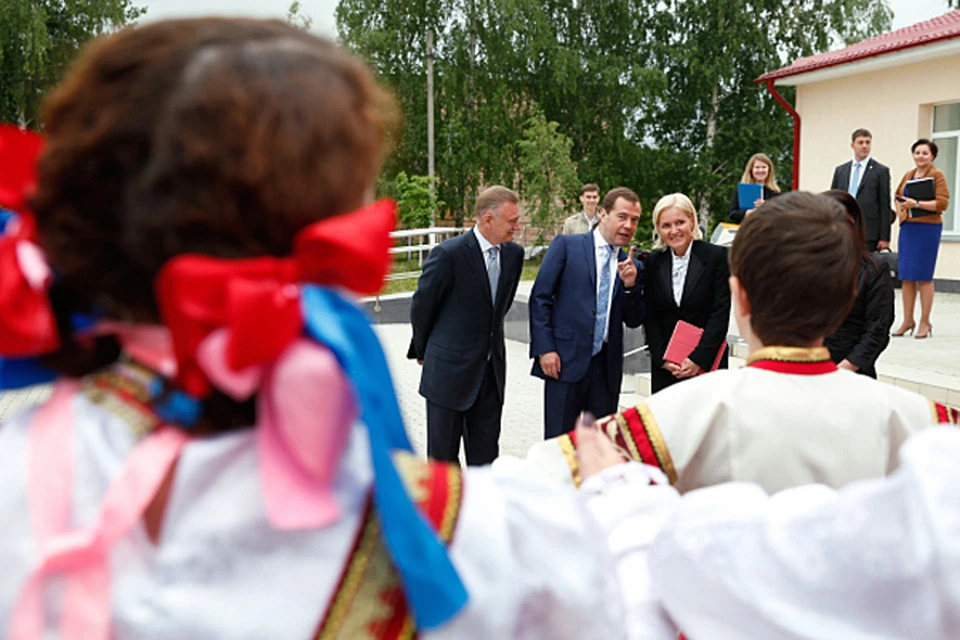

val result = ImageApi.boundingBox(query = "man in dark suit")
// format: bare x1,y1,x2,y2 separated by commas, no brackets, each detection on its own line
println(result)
830,128,892,252
408,186,524,465
529,187,645,439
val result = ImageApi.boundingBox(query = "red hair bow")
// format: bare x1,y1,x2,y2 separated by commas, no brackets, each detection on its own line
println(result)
0,124,43,220
156,199,397,397
0,125,58,356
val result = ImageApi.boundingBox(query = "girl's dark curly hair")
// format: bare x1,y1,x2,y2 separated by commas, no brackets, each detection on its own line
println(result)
30,18,400,432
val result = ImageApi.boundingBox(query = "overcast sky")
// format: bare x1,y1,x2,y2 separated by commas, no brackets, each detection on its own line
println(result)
140,0,953,41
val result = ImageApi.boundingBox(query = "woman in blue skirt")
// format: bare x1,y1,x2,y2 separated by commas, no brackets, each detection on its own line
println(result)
892,139,950,339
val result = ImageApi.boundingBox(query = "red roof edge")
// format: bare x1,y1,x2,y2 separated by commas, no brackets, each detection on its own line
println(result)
755,10,960,84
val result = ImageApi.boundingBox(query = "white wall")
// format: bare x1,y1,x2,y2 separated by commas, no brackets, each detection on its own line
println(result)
795,53,960,280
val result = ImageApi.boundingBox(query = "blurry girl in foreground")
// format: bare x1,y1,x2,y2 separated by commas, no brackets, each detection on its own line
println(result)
0,19,664,639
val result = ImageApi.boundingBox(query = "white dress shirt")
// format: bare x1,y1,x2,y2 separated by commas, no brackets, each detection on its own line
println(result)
473,225,499,269
670,248,691,307
593,229,619,343
848,155,870,194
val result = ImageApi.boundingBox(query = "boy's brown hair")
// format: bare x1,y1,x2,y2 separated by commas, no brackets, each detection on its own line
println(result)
729,192,859,346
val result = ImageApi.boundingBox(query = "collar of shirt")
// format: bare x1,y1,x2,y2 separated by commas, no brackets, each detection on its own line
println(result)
671,248,691,306
851,155,871,169
592,228,613,254
473,225,497,254
582,211,597,226
592,230,618,343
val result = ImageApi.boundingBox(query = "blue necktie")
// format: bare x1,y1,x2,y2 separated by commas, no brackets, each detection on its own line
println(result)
486,245,500,304
593,245,612,356
848,162,861,195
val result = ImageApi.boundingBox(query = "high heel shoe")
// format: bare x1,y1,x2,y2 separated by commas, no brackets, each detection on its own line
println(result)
891,322,915,337
916,324,933,339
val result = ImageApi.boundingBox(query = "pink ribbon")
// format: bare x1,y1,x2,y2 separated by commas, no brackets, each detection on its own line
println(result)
196,329,356,528
13,381,189,639
13,324,356,637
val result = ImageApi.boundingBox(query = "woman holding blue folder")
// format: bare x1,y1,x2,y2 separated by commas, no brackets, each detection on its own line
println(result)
728,153,782,223
892,139,950,339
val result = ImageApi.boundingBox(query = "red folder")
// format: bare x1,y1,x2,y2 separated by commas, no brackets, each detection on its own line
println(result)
663,320,726,372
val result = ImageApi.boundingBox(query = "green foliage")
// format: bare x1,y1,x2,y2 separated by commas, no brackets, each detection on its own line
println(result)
0,0,144,128
638,0,892,231
286,1,314,31
383,172,444,229
337,0,893,235
517,109,578,232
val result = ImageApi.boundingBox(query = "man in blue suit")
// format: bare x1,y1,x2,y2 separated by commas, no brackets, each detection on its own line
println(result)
529,187,645,438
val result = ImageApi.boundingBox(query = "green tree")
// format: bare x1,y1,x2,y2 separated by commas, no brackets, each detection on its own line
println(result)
640,0,893,232
337,0,893,236
517,108,578,234
0,0,145,128
286,1,314,31
384,171,445,229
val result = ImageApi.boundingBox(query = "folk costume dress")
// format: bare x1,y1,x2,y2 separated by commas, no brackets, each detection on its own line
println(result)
0,126,674,640
524,346,958,494
646,426,960,640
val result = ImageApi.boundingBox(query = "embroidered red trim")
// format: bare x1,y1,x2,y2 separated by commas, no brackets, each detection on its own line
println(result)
748,359,838,375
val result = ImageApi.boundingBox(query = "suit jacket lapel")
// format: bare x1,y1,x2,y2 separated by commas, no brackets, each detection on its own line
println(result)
464,231,493,307
612,247,626,296
657,250,674,308
584,233,598,293
493,243,514,313
838,162,850,190
681,242,705,307
856,159,873,196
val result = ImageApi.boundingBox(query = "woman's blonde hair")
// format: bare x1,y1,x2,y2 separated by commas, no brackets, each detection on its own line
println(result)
651,193,703,249
740,153,780,192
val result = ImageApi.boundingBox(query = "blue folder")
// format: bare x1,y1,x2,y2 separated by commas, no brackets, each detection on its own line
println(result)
737,183,763,211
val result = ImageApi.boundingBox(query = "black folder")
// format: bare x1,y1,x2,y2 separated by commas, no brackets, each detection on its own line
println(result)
904,177,936,218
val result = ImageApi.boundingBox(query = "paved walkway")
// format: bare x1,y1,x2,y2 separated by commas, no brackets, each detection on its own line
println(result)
3,289,959,457
0,326,548,460
376,324,546,459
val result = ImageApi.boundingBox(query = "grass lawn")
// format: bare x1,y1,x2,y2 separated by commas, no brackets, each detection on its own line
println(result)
379,260,542,295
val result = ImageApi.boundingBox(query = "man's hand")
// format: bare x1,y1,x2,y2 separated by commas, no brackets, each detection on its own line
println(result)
662,361,680,374
539,351,561,379
417,360,423,365
674,357,702,379
876,240,890,251
618,246,638,288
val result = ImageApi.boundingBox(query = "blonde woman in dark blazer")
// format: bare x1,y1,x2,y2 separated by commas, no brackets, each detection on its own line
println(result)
892,139,950,340
644,193,731,393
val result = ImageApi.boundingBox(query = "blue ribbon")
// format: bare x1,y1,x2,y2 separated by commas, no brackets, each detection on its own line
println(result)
0,313,102,392
0,209,16,235
300,286,467,630
0,357,57,390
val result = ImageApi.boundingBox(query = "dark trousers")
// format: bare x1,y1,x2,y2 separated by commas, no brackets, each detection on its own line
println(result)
866,239,878,253
543,346,617,439
427,360,502,466
651,365,680,394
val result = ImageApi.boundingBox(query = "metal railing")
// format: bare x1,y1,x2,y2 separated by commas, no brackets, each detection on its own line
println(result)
389,226,466,267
